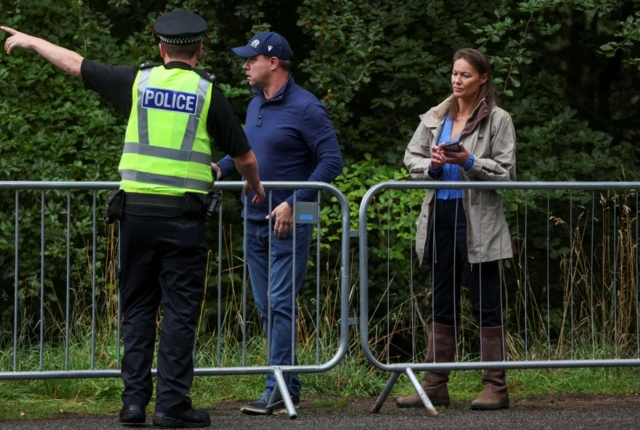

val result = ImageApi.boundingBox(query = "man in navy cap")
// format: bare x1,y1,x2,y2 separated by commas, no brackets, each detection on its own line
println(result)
2,10,264,428
212,31,343,415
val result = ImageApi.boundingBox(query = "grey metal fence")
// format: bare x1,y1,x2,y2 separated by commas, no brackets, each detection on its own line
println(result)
0,181,351,419
358,181,640,415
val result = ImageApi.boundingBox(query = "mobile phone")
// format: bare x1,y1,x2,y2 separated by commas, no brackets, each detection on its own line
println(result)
441,142,461,152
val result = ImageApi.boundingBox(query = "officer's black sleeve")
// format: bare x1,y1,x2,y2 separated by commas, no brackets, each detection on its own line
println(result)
206,88,252,157
81,59,137,117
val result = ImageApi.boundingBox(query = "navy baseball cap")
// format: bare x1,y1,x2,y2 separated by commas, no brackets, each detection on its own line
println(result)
154,10,208,45
231,32,292,60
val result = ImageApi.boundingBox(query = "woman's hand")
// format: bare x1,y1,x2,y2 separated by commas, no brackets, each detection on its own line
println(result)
430,145,447,170
443,143,470,166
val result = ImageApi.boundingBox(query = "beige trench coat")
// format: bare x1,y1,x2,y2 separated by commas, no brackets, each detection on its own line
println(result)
403,96,516,266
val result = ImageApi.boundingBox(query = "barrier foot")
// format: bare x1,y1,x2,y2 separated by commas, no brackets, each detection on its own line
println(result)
405,367,438,416
371,371,400,413
269,368,298,419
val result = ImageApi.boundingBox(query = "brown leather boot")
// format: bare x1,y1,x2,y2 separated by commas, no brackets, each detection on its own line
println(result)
471,325,509,410
396,323,456,408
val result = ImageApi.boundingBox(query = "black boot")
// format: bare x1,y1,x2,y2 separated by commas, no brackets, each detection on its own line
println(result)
152,408,211,428
119,404,146,425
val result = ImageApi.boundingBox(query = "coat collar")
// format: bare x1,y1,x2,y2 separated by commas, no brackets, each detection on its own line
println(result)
422,95,491,136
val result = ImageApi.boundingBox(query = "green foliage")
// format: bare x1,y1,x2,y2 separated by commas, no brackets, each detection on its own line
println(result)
599,11,640,64
321,158,412,243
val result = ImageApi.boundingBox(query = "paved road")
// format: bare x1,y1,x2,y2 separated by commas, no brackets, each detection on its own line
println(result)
1,395,639,429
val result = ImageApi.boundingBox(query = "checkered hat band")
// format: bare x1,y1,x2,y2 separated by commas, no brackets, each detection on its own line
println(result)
158,35,203,45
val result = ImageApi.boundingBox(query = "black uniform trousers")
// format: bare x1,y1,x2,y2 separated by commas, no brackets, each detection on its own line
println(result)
430,198,502,327
118,209,207,413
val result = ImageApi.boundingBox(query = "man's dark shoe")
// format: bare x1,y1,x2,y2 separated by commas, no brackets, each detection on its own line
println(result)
152,408,211,428
240,390,300,416
119,404,146,425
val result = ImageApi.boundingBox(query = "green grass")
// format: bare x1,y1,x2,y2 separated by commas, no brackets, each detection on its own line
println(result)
394,366,640,401
1,330,640,421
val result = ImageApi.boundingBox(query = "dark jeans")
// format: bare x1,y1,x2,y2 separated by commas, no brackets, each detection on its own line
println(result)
430,199,502,327
118,213,207,413
245,220,313,397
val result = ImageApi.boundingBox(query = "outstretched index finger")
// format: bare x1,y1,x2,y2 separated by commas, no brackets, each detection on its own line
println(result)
1,26,17,35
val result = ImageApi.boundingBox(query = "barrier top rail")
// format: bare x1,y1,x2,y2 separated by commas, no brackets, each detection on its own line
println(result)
362,181,640,192
0,181,344,191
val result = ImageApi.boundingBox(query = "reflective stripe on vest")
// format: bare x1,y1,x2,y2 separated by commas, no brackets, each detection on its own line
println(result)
119,67,213,195
122,142,212,166
119,170,212,191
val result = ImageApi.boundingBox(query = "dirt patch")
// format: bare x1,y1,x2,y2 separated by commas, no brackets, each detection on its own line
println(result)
214,393,640,415
513,393,640,409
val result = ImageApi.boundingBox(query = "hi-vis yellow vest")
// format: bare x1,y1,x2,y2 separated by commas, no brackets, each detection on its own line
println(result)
119,65,214,196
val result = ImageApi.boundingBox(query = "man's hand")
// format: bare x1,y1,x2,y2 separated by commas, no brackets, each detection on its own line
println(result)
210,162,222,180
243,180,265,204
2,26,34,55
267,201,293,239
1,26,82,77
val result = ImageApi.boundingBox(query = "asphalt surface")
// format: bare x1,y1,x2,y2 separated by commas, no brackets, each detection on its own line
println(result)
1,395,639,429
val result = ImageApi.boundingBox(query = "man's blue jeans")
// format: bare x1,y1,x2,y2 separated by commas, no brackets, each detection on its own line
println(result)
245,220,313,397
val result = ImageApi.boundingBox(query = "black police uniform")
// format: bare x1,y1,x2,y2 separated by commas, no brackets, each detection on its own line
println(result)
80,10,250,424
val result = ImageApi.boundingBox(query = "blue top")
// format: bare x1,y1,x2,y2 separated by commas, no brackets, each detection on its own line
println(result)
216,77,344,221
429,115,475,200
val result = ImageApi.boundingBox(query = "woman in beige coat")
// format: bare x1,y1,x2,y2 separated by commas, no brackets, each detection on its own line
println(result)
398,48,516,410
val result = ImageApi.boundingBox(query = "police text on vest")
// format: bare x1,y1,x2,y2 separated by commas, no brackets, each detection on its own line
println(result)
142,88,198,115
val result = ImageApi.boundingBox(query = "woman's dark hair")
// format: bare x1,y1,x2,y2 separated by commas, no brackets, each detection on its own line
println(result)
447,48,495,119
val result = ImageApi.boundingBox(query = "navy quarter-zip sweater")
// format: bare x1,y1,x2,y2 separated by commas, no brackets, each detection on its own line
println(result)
216,77,343,221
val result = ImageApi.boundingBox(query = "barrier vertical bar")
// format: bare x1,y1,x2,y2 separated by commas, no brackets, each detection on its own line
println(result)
547,192,551,360
570,192,574,359
524,191,528,360
40,190,45,371
267,191,272,365
216,197,222,366
117,223,121,368
431,192,437,355
590,193,595,359
636,191,639,359
14,190,19,372
292,192,297,367
386,190,391,364
91,190,97,369
452,198,459,348
498,194,505,352
65,191,71,370
316,191,321,365
479,191,484,356
409,190,414,362
242,192,247,366
613,192,618,358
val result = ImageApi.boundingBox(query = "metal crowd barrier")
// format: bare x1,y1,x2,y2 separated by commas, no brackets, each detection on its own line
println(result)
0,181,351,419
358,181,640,415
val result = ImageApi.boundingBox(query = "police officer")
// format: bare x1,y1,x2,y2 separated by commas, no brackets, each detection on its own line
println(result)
3,10,265,428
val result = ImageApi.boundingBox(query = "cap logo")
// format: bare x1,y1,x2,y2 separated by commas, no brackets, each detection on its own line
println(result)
268,45,273,51
250,39,260,48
